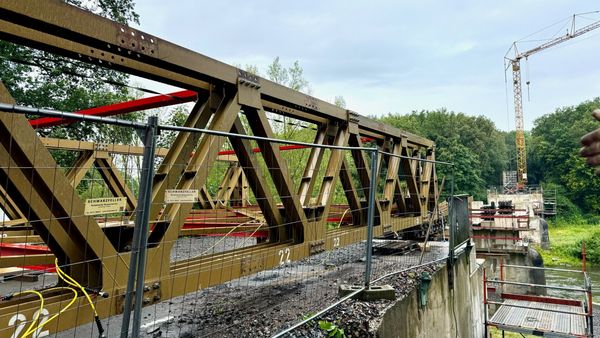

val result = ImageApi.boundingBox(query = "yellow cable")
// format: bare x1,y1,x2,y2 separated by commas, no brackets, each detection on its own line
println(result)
54,259,98,315
9,290,44,338
21,287,77,338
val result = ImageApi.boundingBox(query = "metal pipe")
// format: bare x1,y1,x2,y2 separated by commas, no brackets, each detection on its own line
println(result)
131,116,158,338
159,124,372,152
582,240,587,273
377,149,453,165
0,103,147,129
120,116,158,338
448,164,456,263
0,103,373,152
485,279,587,292
364,148,378,288
419,176,446,264
483,268,488,338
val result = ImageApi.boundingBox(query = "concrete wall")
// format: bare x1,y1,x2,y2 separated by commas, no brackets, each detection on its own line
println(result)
484,248,546,295
487,192,543,244
375,249,485,338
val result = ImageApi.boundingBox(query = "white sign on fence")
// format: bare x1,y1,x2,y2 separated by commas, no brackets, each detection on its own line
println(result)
165,189,199,203
84,197,128,216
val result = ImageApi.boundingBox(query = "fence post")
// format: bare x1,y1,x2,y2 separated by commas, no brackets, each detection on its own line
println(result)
364,148,378,288
448,164,456,263
121,116,158,338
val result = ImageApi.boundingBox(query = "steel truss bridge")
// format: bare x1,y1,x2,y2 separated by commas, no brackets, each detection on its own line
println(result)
0,1,446,336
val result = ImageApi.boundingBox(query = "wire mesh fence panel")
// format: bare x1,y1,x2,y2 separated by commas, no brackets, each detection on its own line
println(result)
0,100,456,338
0,108,149,338
0,3,462,337
270,149,454,338
121,119,381,337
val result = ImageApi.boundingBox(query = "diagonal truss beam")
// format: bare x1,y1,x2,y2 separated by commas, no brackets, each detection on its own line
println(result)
229,118,283,241
147,93,212,222
244,107,308,242
147,93,240,263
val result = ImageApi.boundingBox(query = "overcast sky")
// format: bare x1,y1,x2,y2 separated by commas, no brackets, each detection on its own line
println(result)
132,1,600,131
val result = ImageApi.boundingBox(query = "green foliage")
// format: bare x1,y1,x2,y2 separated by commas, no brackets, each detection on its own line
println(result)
334,96,346,108
266,57,310,93
0,0,142,148
538,217,600,267
437,140,485,198
529,98,600,214
318,320,346,338
0,0,141,199
67,0,139,24
379,109,508,199
575,232,600,265
157,105,189,149
540,182,581,217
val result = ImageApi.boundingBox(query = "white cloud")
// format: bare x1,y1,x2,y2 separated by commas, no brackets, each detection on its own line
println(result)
132,0,600,131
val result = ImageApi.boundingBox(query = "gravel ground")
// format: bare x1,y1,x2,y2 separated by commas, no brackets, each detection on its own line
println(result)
3,238,447,338
140,241,448,338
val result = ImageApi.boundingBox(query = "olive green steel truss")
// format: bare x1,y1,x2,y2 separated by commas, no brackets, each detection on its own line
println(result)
0,1,443,336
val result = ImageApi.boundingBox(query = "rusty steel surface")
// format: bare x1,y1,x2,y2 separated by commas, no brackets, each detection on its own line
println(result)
0,2,446,336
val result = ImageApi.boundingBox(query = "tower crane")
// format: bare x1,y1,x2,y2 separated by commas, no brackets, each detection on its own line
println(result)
506,12,600,190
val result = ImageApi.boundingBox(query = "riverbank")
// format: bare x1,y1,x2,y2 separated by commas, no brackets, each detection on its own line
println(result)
537,217,600,268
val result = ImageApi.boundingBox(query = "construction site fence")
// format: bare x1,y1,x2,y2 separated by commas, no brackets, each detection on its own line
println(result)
0,105,460,338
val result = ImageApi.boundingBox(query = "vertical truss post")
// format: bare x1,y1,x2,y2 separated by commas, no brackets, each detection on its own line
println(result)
364,148,378,288
121,116,158,338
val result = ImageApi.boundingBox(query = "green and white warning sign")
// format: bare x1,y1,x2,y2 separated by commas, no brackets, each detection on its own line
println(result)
84,197,128,216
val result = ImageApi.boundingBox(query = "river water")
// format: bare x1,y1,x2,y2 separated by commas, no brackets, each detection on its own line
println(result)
544,266,600,303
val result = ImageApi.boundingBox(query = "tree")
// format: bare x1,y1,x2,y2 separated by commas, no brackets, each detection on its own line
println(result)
0,0,141,198
266,57,309,93
334,96,346,108
529,98,600,213
438,140,485,197
266,57,289,86
0,0,141,144
379,109,509,199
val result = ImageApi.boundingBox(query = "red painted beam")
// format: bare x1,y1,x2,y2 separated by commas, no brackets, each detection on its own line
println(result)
29,90,198,128
0,243,51,256
501,293,582,307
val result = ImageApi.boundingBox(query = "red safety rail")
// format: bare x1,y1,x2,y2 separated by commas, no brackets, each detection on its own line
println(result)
470,235,522,241
29,90,198,128
468,214,529,219
500,293,582,307
472,226,529,230
468,209,527,212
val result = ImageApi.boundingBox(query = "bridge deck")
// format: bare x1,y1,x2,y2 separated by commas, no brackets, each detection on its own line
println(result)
489,299,588,337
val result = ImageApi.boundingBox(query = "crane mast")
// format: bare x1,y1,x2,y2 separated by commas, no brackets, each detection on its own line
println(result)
507,13,600,190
